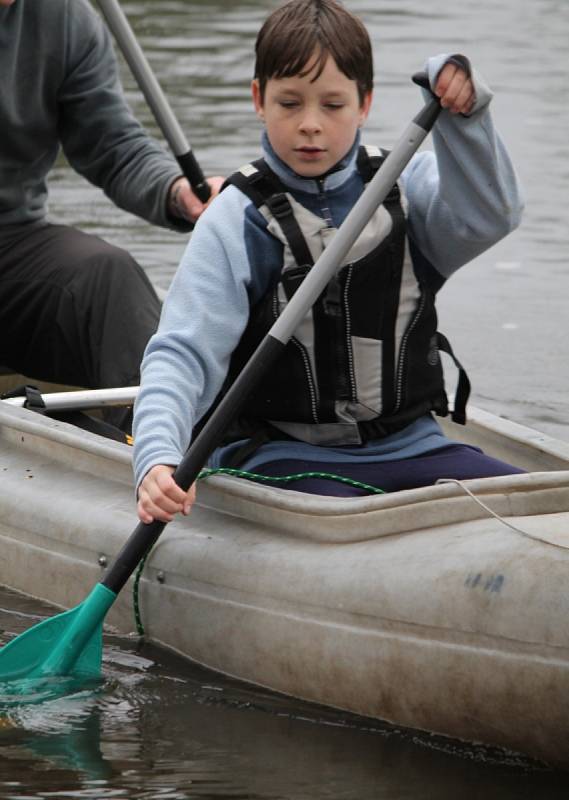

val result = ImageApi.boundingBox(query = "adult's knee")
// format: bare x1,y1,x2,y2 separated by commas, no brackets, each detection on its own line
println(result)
78,241,154,298
64,239,161,388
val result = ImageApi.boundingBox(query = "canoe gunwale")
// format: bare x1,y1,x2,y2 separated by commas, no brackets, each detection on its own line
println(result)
197,471,569,545
2,401,569,546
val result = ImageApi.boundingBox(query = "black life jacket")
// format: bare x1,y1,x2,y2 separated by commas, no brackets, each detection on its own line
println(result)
215,147,469,448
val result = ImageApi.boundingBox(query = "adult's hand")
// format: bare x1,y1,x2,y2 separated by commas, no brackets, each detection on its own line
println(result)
137,463,197,523
168,175,225,223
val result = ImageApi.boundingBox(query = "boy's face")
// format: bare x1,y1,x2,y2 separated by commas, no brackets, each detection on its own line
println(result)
252,53,372,178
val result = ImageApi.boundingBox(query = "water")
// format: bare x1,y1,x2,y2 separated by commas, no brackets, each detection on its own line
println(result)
2,0,569,795
2,587,569,799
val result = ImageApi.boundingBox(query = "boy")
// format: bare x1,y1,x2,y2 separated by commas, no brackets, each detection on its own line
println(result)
133,0,524,523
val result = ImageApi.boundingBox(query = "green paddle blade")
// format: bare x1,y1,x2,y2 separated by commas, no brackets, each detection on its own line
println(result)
0,583,116,704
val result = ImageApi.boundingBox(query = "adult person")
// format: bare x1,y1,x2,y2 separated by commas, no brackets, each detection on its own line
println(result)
133,0,524,522
0,0,222,429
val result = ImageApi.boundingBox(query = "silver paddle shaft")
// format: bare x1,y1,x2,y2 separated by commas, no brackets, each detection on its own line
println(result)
97,0,189,157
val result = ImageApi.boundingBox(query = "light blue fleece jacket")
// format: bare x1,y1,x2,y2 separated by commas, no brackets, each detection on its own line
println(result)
133,54,524,488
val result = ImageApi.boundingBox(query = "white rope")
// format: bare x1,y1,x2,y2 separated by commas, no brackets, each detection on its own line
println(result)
436,478,569,550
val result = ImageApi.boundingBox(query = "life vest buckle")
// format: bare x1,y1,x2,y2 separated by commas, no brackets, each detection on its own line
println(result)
267,192,293,221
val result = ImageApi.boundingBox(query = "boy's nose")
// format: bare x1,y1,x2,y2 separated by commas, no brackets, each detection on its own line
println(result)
299,112,322,135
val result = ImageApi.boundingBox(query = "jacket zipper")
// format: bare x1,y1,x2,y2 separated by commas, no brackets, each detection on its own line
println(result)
393,291,426,414
317,177,354,403
316,178,334,227
342,266,356,400
272,289,319,423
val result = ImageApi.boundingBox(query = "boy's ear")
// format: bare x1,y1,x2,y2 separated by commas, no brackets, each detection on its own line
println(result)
251,79,265,121
358,90,373,127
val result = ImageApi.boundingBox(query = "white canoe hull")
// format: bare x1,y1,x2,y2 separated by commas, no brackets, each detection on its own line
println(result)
1,402,569,767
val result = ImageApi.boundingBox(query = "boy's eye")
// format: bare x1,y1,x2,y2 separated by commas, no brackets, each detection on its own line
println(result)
324,102,344,110
279,100,300,109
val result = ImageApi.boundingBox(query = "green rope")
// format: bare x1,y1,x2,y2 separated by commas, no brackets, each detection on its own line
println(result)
132,551,149,638
197,466,386,495
132,466,385,636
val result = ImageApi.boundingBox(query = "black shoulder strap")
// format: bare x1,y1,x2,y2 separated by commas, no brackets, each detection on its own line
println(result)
356,145,402,208
223,158,279,207
224,159,314,270
356,144,384,183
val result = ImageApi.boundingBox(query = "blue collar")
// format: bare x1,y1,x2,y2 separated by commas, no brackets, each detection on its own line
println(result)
261,130,361,195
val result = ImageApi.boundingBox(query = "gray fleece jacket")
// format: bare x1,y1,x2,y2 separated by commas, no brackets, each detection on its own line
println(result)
0,0,188,230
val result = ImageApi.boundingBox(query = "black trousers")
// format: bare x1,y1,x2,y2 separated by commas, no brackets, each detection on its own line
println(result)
0,222,161,428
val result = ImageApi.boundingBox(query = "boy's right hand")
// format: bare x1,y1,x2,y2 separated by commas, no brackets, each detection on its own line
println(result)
137,464,196,523
434,60,476,116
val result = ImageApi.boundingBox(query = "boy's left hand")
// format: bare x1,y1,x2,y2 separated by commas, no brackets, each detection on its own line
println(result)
434,63,476,115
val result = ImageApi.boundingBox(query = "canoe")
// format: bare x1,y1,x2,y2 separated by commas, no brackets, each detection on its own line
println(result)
1,398,569,768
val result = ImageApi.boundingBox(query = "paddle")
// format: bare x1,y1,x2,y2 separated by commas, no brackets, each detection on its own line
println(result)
0,79,441,695
2,386,139,412
96,0,210,203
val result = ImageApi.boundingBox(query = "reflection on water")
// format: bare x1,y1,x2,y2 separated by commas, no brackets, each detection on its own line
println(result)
2,587,569,799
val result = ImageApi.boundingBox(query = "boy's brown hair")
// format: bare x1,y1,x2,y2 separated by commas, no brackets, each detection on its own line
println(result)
254,0,373,104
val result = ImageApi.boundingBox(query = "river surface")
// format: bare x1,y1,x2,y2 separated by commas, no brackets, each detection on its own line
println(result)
2,586,569,800
2,0,569,797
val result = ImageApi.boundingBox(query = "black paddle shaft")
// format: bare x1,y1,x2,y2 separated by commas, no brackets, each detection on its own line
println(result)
102,85,441,596
102,335,284,593
176,152,211,204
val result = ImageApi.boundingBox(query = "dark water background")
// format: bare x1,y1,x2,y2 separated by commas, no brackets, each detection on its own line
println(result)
2,0,569,797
